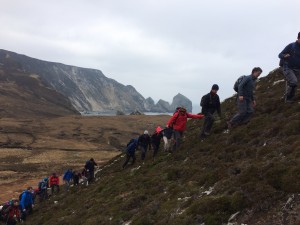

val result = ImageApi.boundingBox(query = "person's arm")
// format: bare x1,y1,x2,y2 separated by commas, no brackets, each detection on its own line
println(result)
167,112,179,127
20,194,25,211
279,43,292,59
186,113,204,119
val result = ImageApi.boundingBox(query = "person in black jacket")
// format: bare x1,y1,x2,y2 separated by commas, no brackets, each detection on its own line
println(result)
200,84,221,138
278,32,300,102
138,130,151,161
85,158,97,183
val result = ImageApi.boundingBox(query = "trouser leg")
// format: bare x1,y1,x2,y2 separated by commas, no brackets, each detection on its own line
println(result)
283,68,299,100
152,143,159,158
141,146,147,160
172,130,183,151
123,154,130,168
230,99,248,126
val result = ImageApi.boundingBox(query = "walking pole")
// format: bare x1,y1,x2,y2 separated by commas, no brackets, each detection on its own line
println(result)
284,80,288,103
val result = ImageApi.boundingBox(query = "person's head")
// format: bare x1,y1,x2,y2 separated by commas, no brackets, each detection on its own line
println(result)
144,130,149,135
179,107,187,115
43,177,48,182
13,200,19,206
251,67,262,78
53,173,56,176
156,126,162,133
27,186,33,191
90,158,94,162
211,84,219,94
297,32,300,44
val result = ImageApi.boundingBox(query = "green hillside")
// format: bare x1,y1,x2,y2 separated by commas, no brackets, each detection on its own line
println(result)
25,68,300,225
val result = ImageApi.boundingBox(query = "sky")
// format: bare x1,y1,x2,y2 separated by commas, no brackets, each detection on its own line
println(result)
0,0,299,111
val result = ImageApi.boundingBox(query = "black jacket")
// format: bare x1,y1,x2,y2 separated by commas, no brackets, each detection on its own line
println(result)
138,134,151,149
201,92,221,116
278,42,300,69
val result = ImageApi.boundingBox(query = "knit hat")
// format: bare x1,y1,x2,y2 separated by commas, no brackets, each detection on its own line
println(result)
212,84,219,90
144,130,149,135
298,32,300,39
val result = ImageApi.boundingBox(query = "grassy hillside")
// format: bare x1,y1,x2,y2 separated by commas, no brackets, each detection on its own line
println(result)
25,68,300,225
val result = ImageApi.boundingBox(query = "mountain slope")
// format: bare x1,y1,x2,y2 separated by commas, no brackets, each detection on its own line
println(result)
0,66,79,118
25,68,300,225
0,49,147,113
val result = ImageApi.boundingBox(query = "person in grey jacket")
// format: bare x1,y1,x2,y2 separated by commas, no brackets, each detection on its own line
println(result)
227,67,262,128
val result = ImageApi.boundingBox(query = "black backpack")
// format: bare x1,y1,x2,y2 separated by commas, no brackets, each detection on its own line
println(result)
279,42,296,67
233,75,246,92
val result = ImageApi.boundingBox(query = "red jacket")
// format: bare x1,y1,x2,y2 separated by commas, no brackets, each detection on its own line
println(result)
50,175,60,185
7,205,20,220
167,112,204,132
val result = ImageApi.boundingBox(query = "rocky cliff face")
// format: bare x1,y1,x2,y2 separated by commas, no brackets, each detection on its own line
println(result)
171,93,192,112
0,49,193,113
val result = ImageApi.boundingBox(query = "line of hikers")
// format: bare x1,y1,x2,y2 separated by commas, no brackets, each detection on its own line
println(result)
0,158,98,225
123,31,300,167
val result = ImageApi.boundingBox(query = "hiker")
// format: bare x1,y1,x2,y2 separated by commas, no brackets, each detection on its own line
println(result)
49,173,60,195
278,32,300,103
2,200,21,225
85,158,98,183
227,67,262,129
138,130,151,161
167,107,204,151
151,126,163,159
72,171,81,190
19,187,34,221
38,178,49,201
63,169,73,191
199,84,221,139
162,126,173,152
122,138,139,168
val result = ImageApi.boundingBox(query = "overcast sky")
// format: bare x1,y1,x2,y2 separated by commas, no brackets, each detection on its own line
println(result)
1,0,299,111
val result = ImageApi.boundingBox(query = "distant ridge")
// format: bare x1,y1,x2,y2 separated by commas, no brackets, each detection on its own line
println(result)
0,49,193,113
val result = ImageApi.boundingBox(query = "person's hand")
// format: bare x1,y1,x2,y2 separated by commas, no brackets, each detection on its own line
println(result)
32,204,34,208
284,54,290,58
239,96,244,101
253,100,257,107
23,209,26,212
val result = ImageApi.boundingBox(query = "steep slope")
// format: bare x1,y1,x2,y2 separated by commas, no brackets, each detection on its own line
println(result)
25,68,300,225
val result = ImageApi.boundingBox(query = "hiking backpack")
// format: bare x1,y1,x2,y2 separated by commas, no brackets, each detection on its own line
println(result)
233,75,246,92
279,42,296,67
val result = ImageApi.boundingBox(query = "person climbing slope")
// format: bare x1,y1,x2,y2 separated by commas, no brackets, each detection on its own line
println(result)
151,126,163,160
200,84,221,139
138,130,151,161
123,138,139,168
167,107,204,151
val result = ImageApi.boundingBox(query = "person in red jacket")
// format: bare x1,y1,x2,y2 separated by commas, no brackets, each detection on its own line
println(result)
167,107,204,151
3,199,21,225
49,173,60,195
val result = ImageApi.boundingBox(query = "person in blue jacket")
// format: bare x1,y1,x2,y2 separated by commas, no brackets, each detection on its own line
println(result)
123,138,138,168
63,169,73,191
278,32,300,102
19,187,34,221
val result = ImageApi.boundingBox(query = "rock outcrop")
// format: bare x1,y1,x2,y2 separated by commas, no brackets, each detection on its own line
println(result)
171,93,192,112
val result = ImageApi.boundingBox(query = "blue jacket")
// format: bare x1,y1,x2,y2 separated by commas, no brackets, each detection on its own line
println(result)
63,170,73,181
238,75,257,101
126,138,138,155
278,42,300,69
20,190,33,210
